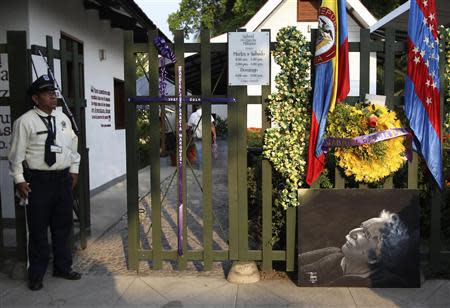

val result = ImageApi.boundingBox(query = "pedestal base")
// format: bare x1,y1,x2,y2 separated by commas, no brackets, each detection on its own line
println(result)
227,261,260,284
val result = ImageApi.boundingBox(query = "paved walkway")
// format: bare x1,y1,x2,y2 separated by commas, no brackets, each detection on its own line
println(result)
73,140,230,274
1,272,449,307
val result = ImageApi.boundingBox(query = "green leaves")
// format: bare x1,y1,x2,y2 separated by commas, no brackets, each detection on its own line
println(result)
263,27,311,209
440,26,450,148
168,0,266,39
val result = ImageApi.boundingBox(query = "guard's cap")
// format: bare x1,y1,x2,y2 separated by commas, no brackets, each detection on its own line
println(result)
27,75,57,96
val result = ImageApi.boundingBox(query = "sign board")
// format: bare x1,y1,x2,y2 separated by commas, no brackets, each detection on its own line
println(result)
0,54,9,97
228,32,270,86
0,106,11,158
0,105,14,218
90,86,112,128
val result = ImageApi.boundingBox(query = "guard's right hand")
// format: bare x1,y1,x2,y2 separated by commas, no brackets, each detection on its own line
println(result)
17,182,31,199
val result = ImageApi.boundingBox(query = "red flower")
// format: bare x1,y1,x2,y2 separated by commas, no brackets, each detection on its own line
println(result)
368,115,378,128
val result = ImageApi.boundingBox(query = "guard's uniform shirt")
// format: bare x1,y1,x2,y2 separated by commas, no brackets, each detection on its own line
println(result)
8,106,80,281
9,107,80,183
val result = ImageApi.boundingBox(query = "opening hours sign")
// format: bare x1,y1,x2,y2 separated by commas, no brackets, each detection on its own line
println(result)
228,32,270,86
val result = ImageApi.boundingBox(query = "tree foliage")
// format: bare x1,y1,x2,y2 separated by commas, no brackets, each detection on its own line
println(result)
168,0,267,38
360,0,405,19
441,26,450,147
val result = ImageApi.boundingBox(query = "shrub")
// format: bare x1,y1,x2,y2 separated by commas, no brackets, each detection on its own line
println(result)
263,26,311,209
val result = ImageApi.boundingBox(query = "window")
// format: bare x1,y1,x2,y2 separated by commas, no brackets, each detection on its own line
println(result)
297,0,320,22
114,78,125,129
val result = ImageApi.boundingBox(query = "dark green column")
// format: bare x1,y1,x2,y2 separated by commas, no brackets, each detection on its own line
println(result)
8,31,29,265
148,29,162,269
124,31,139,271
174,30,187,269
200,29,213,270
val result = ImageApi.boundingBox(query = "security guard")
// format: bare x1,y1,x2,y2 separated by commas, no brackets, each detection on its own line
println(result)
8,75,81,291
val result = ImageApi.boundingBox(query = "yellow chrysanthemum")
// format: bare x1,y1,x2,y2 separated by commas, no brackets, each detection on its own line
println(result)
326,103,406,183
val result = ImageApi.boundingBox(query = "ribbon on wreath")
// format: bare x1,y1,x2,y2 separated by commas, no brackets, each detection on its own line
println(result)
322,128,413,161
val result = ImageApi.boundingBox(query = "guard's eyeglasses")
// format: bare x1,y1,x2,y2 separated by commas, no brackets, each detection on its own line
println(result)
41,91,57,97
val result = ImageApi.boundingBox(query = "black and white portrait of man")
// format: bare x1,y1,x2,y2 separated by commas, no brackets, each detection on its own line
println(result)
298,190,420,288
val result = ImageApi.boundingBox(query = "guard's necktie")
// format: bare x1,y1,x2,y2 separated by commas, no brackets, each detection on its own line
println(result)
44,115,56,166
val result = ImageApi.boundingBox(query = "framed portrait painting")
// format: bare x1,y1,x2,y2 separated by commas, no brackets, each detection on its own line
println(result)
297,189,420,288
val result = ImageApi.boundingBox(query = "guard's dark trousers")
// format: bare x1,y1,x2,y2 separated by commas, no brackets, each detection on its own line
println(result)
26,169,73,281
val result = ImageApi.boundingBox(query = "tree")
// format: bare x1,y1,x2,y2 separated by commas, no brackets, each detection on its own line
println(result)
360,0,405,19
168,0,267,39
168,0,406,39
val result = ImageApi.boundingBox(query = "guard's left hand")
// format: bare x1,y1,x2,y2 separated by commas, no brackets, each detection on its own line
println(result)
70,173,79,190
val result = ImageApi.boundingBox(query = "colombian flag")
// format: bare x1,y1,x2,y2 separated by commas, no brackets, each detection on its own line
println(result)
306,0,349,185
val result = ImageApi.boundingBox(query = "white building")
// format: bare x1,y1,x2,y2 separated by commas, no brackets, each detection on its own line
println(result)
205,0,378,128
0,0,167,219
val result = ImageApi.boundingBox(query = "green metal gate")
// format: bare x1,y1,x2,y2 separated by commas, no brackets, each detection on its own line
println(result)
124,29,296,272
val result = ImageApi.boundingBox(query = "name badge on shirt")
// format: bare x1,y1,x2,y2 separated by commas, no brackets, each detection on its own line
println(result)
50,145,62,153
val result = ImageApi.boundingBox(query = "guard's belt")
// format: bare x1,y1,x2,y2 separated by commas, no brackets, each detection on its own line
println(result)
28,168,69,179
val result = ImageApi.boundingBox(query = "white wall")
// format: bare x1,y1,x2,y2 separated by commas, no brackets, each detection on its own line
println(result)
0,0,30,42
25,0,126,190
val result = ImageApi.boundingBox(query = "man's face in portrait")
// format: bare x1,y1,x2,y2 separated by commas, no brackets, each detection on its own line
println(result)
341,216,387,267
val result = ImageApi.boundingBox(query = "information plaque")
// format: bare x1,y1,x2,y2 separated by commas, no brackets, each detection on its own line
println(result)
228,32,270,86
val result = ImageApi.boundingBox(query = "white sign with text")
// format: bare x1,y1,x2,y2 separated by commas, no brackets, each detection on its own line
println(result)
0,106,11,157
0,54,9,97
0,106,14,218
90,86,112,128
228,32,270,86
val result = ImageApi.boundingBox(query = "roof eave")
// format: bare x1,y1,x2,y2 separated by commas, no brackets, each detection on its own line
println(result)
369,1,410,33
83,0,172,43
346,0,378,28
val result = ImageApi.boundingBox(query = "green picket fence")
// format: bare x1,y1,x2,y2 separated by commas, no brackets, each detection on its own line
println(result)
124,27,447,272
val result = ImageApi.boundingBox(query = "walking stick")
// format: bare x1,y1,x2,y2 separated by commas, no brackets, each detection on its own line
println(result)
37,50,80,135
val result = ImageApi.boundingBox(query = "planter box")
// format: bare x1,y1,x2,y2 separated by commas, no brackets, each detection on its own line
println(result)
297,189,420,288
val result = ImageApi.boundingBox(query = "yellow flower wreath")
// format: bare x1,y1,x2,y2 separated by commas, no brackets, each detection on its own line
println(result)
326,103,407,183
